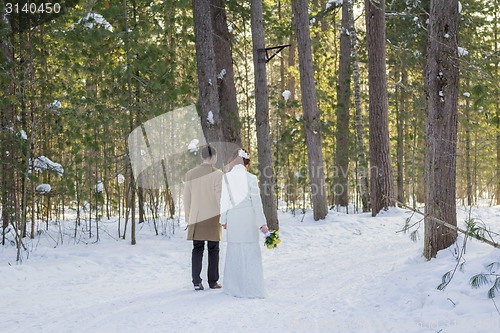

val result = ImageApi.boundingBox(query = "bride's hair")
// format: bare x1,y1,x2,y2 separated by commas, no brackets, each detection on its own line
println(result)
227,148,250,170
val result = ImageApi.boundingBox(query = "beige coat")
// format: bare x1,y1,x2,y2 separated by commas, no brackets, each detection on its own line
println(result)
184,164,223,241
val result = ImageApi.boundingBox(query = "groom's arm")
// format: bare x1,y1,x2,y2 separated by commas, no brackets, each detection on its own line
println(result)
183,175,191,224
213,170,223,212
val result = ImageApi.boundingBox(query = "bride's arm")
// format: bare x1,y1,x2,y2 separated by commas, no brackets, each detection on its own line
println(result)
248,174,268,232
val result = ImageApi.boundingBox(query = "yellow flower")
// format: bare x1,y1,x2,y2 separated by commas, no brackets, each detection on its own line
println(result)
264,230,281,249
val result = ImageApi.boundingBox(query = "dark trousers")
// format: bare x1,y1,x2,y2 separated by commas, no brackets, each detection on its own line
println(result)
192,240,220,286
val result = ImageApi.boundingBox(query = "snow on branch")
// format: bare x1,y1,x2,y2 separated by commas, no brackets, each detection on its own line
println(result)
72,12,114,32
313,0,344,23
188,139,200,153
36,184,52,194
207,111,215,125
282,90,291,101
458,47,469,57
30,156,64,177
95,181,104,193
217,69,226,80
326,0,343,9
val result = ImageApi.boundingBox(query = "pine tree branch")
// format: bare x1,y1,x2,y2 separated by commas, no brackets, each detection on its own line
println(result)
438,234,468,291
310,1,342,23
492,297,500,316
391,198,500,250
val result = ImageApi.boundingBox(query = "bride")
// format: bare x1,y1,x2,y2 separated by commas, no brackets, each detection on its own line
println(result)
220,148,269,298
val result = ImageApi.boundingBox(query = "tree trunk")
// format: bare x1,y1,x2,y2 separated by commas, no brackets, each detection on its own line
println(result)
278,0,285,94
417,0,431,208
424,0,459,259
124,0,136,245
286,14,298,210
396,66,407,205
250,0,279,230
130,172,137,245
292,0,328,220
287,31,296,104
1,26,15,245
193,0,223,143
465,81,472,206
497,99,500,205
334,0,351,208
350,5,370,212
365,0,394,216
19,26,32,239
495,1,500,205
211,0,241,146
138,187,145,223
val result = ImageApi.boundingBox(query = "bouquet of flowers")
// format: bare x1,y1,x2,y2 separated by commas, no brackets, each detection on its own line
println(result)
264,230,281,249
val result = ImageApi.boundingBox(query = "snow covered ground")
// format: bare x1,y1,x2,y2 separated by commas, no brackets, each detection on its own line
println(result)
1,205,500,332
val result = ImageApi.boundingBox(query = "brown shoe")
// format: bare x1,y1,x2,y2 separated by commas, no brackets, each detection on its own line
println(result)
209,283,222,289
194,283,204,291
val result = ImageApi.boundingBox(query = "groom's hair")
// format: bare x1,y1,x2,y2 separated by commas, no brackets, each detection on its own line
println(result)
200,145,216,160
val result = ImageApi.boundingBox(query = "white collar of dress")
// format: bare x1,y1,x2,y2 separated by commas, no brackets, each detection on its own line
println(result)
231,164,246,172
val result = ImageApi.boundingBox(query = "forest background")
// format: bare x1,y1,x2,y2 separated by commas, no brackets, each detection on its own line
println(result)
0,0,499,260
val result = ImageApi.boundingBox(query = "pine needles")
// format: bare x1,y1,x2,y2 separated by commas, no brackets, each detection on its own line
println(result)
470,263,500,299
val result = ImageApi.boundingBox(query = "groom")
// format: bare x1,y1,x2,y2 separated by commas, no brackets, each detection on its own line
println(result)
183,145,223,291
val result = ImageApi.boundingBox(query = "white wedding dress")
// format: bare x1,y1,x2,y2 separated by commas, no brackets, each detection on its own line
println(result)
220,164,268,298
